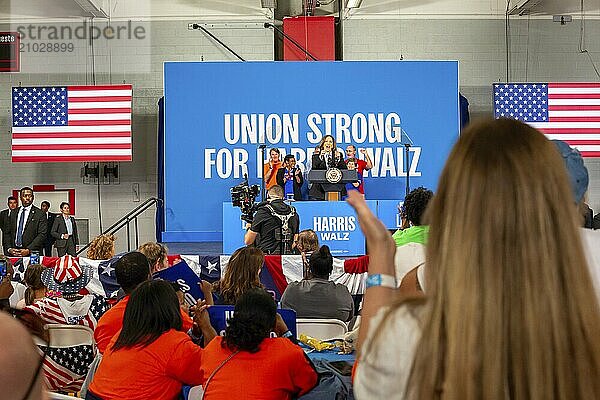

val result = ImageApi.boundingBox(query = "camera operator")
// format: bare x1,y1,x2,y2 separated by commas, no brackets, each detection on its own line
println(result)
244,186,300,255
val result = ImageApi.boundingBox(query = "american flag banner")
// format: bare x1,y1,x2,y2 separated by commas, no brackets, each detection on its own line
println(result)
493,83,600,157
11,85,132,162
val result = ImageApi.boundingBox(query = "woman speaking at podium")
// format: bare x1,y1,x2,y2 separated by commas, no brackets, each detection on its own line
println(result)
309,135,347,200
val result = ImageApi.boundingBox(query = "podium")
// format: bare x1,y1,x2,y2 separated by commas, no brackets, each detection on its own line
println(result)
309,169,358,201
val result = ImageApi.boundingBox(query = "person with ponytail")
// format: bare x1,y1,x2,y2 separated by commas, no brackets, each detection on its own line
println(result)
199,288,318,400
295,229,319,278
280,245,354,322
16,264,46,308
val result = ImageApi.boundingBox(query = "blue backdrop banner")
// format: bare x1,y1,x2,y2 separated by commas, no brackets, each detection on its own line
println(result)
163,61,459,242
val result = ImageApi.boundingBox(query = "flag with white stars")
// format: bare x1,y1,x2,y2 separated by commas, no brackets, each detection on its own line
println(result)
494,83,600,157
11,85,132,162
26,294,109,392
155,259,215,306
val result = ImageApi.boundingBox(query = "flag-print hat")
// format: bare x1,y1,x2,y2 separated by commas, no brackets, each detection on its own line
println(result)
41,255,92,294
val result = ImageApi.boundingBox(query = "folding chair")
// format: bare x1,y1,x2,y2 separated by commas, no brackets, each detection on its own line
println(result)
45,324,96,398
296,318,348,341
45,324,96,353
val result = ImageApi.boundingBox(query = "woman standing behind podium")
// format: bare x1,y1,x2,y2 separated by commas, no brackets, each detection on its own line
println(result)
309,135,347,200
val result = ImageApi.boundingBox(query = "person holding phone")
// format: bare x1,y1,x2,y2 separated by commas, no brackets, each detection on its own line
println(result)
276,154,304,201
0,258,26,309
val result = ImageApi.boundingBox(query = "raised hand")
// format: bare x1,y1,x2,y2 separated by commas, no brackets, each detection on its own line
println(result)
346,191,396,271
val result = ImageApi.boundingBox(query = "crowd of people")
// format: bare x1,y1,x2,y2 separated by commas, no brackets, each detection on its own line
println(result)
266,135,374,202
1,118,600,399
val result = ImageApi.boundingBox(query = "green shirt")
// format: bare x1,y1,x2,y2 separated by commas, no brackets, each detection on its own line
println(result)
392,225,429,247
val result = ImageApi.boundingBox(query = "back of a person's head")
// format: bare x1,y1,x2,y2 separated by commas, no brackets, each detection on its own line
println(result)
296,229,319,253
223,288,276,353
309,245,333,279
552,139,589,205
115,251,150,294
268,185,284,199
403,186,433,226
405,118,600,399
137,242,168,270
23,264,46,306
86,234,116,260
0,312,44,400
23,264,45,289
216,246,264,304
113,280,182,350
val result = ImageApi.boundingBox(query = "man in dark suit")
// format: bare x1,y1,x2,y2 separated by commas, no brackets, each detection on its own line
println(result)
7,187,47,257
40,201,56,257
0,196,18,254
51,202,78,257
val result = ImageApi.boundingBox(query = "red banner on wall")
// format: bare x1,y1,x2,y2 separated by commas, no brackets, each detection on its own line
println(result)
283,16,335,61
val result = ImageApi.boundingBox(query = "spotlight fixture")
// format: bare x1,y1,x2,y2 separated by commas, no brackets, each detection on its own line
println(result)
261,0,277,8
346,0,363,8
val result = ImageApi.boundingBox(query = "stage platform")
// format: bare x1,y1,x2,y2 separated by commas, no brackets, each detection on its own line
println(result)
162,241,223,254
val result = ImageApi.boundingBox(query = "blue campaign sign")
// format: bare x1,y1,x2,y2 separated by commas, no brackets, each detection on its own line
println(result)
377,200,403,230
154,261,204,304
208,305,298,338
163,61,459,242
223,200,377,256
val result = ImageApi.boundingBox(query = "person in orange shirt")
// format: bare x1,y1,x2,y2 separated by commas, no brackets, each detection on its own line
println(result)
199,288,318,400
94,251,194,354
263,148,282,190
87,280,217,400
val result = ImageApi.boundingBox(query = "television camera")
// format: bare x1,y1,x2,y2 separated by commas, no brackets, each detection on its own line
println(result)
230,175,261,223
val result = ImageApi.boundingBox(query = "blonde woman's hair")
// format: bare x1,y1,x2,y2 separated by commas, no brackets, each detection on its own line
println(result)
395,118,600,399
138,242,168,271
86,234,116,260
213,246,264,305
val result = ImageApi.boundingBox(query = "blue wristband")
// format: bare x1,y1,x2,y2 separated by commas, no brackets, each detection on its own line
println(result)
365,273,397,289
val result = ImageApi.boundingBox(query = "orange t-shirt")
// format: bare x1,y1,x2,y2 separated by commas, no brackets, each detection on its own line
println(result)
200,336,318,400
264,162,282,190
94,295,194,354
89,329,203,400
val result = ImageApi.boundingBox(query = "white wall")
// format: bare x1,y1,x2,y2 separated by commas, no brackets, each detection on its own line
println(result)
1,3,600,253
